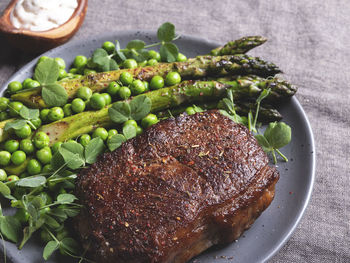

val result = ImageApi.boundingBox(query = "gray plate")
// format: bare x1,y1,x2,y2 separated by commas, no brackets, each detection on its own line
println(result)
0,31,315,263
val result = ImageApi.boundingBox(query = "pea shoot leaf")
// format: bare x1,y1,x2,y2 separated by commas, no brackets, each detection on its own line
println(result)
0,215,21,243
43,240,59,260
58,141,85,169
130,95,152,120
264,121,291,149
16,176,46,188
56,193,77,204
19,106,40,120
160,42,179,62
157,22,176,42
84,137,105,164
49,208,68,222
254,134,272,152
19,218,45,249
126,40,146,50
4,119,27,131
34,58,60,85
123,125,137,140
115,40,127,61
108,101,131,123
0,182,11,197
92,48,119,72
42,214,60,229
107,134,126,151
42,83,68,107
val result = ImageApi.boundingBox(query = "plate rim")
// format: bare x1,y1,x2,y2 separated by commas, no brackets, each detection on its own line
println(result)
0,30,316,263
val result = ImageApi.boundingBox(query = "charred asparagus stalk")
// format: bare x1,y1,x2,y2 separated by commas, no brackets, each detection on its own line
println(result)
11,54,281,108
210,36,267,56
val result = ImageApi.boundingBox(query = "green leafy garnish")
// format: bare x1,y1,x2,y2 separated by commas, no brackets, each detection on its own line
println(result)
92,48,119,72
109,95,152,124
255,121,291,164
84,137,105,164
34,58,68,106
218,89,246,124
4,105,40,131
248,88,271,133
107,134,126,151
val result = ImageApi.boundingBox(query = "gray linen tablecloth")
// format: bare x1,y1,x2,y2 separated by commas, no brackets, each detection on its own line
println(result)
0,0,349,262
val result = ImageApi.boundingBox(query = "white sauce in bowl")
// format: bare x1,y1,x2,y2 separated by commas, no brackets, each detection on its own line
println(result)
11,0,78,32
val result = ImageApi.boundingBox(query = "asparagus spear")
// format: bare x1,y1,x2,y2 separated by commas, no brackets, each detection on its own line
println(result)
11,54,281,108
210,36,267,56
0,75,294,144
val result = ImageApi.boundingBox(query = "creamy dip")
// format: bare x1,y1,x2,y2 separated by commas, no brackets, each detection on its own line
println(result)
11,0,78,32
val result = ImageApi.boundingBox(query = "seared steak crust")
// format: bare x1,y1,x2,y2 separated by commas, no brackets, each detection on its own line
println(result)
75,110,279,263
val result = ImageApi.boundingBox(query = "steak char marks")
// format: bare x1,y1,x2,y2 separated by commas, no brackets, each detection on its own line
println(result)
75,110,279,263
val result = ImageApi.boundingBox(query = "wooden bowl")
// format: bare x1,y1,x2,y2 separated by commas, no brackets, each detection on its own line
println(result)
0,0,88,53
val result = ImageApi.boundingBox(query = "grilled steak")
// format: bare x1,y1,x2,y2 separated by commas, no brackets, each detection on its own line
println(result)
75,110,279,263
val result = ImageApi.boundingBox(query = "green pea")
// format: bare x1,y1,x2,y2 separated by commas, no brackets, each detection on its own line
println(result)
34,132,50,149
165,72,181,86
11,150,26,165
0,97,9,111
31,118,42,129
0,169,7,181
38,56,49,64
54,57,66,69
143,81,149,92
24,80,40,89
90,93,106,110
101,93,112,105
42,164,53,173
138,60,147,67
92,127,108,141
7,81,23,94
123,59,138,69
63,104,72,117
69,68,78,74
108,129,118,137
40,109,50,122
176,53,187,62
79,134,91,147
15,124,32,138
74,55,88,69
118,86,131,100
147,59,158,66
7,175,19,183
58,69,67,80
130,79,146,95
84,69,96,75
185,106,196,115
77,86,92,100
20,139,35,154
22,78,32,88
27,159,42,175
150,75,164,90
0,112,9,121
51,142,62,153
36,147,52,164
123,120,138,128
141,113,158,128
0,151,11,166
107,81,120,97
9,101,23,117
4,139,19,153
119,72,133,85
102,41,116,54
136,126,143,135
71,98,86,113
48,107,64,122
148,50,161,61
